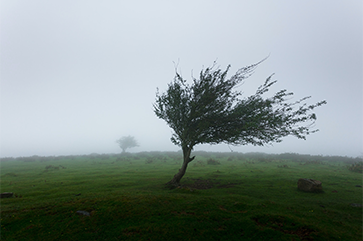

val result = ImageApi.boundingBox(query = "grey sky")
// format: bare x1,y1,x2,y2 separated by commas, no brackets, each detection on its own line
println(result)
1,1,362,157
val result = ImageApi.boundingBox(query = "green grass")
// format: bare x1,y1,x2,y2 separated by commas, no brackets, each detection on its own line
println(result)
1,152,362,240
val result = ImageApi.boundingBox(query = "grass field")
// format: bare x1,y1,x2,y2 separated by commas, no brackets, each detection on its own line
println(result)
1,152,362,240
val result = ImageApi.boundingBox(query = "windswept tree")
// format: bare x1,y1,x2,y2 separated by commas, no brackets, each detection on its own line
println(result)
116,136,139,153
153,60,326,187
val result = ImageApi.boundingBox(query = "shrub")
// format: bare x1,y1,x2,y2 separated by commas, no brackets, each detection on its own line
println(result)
193,160,205,167
116,157,130,162
145,158,155,164
347,162,363,173
278,164,289,168
45,165,66,171
207,159,220,165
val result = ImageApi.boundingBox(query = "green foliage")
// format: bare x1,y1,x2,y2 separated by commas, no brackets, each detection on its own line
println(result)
145,157,155,164
207,158,221,165
44,165,66,171
347,162,363,173
154,60,327,149
116,135,139,153
277,164,289,168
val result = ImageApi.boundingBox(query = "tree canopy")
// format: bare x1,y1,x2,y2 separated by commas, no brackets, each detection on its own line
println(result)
116,136,139,153
154,60,326,186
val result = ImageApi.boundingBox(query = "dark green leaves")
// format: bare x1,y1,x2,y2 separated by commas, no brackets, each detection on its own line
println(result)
153,61,326,149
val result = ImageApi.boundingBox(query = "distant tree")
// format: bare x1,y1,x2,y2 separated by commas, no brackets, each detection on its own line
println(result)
154,60,327,187
116,136,139,153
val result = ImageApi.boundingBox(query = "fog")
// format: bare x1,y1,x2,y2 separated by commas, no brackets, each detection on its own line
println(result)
1,1,362,158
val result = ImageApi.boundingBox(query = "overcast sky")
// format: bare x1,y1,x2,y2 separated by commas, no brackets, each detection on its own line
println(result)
1,1,362,158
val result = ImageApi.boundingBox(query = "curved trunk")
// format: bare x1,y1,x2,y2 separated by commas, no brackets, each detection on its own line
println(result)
166,146,195,188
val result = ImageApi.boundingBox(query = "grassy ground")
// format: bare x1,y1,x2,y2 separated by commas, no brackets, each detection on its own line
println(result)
1,152,362,240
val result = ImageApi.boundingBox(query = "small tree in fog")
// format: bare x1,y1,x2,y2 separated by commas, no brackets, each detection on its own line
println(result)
154,60,327,187
116,136,139,153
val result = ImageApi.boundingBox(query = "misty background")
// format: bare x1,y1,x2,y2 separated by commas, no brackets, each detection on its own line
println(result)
1,1,362,158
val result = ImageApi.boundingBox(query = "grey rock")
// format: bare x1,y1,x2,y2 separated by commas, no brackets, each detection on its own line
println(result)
350,203,362,207
298,178,323,192
0,192,13,198
76,210,90,216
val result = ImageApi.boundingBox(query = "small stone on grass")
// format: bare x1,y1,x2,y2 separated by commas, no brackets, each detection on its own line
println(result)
76,211,90,216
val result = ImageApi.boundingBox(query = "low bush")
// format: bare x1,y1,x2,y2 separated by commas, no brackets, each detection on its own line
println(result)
278,164,289,168
207,159,220,165
347,162,363,173
45,165,66,171
145,158,155,164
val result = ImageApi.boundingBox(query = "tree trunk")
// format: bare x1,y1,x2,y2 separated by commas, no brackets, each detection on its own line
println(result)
166,146,195,188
